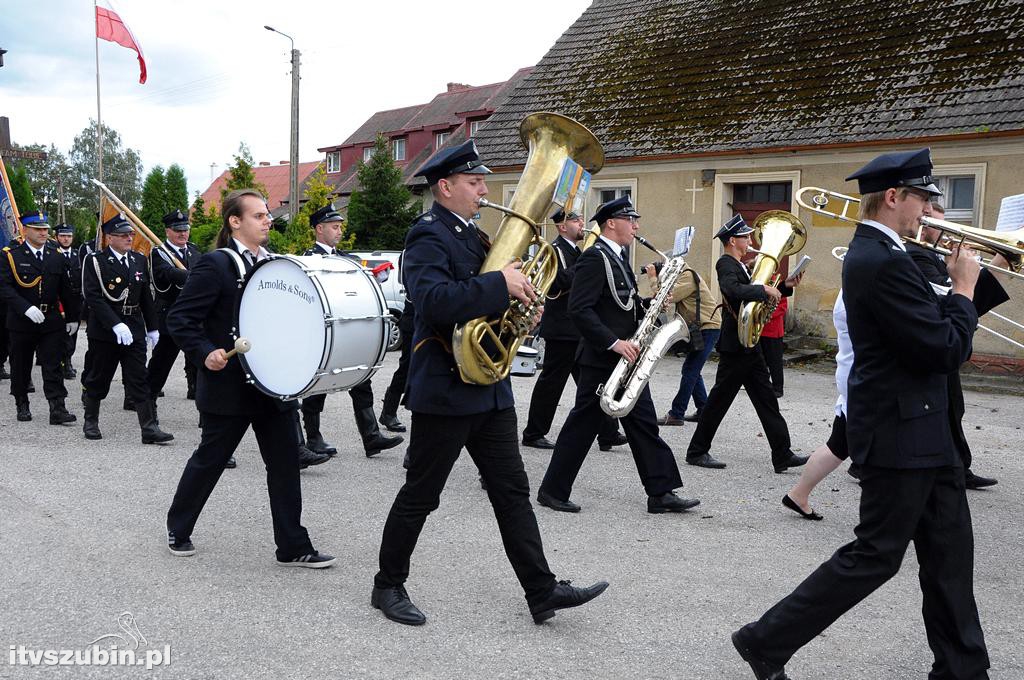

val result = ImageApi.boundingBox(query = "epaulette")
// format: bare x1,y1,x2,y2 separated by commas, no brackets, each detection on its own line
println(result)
414,211,434,224
2,247,8,252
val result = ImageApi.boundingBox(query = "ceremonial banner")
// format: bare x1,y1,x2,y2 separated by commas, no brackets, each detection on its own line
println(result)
0,155,23,245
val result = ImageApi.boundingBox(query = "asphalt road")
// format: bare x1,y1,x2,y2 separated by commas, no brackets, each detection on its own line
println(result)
1,349,1021,679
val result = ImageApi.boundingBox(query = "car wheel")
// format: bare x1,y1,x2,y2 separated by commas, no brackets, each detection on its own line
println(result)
386,312,402,352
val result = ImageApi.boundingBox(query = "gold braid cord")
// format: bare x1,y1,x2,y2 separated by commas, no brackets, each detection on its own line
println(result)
4,247,42,288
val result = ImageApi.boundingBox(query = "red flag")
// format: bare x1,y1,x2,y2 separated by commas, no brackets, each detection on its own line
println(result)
95,1,147,84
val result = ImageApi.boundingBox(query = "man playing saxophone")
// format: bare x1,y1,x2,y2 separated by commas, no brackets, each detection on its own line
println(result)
684,215,807,472
536,197,699,514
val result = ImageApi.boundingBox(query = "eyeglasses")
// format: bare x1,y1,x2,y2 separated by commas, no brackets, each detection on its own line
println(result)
614,216,639,224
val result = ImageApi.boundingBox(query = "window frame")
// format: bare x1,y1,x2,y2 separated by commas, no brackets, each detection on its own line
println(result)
931,163,986,226
326,151,341,173
392,138,406,162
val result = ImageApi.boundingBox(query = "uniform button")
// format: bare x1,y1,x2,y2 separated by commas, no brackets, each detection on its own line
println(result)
924,404,930,410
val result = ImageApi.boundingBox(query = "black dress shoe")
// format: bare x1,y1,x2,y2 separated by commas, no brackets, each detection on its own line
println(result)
647,491,700,514
522,436,555,450
537,489,581,513
657,413,686,426
16,402,32,422
372,585,426,626
225,456,237,469
298,446,330,469
379,412,407,433
530,579,609,624
63,366,77,379
683,409,703,423
782,494,823,521
773,453,809,474
686,453,726,469
965,469,998,490
732,630,790,680
597,432,628,451
27,381,35,393
365,433,403,457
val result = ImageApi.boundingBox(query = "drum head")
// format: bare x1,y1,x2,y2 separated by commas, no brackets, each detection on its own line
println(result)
238,257,326,397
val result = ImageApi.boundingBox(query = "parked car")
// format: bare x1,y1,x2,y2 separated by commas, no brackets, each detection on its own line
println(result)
348,250,405,351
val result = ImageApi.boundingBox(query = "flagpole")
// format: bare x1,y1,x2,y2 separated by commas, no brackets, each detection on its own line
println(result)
94,0,104,250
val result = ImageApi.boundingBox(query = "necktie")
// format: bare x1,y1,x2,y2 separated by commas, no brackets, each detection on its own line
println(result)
35,251,43,263
121,256,129,271
469,222,491,252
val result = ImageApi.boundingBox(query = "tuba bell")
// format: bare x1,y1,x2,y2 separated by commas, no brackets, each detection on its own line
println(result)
737,210,807,348
452,112,604,385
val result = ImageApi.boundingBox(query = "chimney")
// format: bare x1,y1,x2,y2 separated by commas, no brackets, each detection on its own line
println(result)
258,161,271,166
447,82,471,93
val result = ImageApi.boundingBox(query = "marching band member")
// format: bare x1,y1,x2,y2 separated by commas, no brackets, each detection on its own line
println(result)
299,204,402,460
683,215,807,472
0,211,79,424
521,208,625,451
371,140,607,626
536,197,698,514
80,213,172,444
734,149,989,680
53,222,82,379
146,210,202,412
165,189,335,567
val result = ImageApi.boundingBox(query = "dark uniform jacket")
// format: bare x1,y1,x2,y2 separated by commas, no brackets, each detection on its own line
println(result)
82,247,157,341
843,224,978,469
539,235,582,342
57,246,82,299
569,237,645,370
150,241,201,316
716,254,793,354
402,202,511,416
0,240,80,333
167,241,296,416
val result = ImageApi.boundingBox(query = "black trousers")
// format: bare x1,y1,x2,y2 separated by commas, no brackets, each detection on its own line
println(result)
381,307,414,415
740,465,989,679
540,362,683,501
759,336,784,394
0,300,8,365
302,379,374,416
63,326,78,368
166,409,314,561
685,348,792,466
81,336,150,404
522,338,620,443
146,314,182,398
375,408,557,607
9,326,66,400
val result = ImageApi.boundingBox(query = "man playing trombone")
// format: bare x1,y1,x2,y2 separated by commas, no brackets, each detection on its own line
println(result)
734,148,989,680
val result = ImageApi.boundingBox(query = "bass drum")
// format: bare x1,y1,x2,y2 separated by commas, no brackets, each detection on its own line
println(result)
236,254,390,400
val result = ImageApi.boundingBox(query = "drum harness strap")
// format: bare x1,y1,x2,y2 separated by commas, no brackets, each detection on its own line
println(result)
216,248,248,288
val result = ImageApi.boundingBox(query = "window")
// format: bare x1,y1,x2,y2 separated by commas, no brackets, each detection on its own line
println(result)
326,151,340,173
934,175,976,223
435,132,450,149
362,146,373,162
469,118,488,136
392,138,406,161
732,183,791,204
599,187,632,204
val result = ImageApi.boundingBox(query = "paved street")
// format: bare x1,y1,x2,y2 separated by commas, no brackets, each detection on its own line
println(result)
1,348,1022,679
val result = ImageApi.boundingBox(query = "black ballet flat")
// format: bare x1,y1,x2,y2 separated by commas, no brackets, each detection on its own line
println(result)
782,494,822,521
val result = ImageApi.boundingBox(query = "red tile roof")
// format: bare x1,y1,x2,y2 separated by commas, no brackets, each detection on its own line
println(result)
199,161,322,213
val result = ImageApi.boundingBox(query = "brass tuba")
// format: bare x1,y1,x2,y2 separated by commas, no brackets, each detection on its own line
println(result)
452,112,604,385
737,210,807,348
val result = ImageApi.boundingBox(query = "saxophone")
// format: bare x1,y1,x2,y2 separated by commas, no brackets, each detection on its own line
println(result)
599,235,689,418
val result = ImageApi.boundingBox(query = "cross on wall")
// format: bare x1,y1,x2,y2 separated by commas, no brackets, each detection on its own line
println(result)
686,178,704,213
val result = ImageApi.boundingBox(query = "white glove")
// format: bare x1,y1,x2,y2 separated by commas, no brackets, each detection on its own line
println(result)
146,330,160,348
112,323,134,346
66,321,79,335
24,306,45,324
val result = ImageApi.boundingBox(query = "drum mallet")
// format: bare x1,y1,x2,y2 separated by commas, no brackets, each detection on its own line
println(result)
224,337,252,359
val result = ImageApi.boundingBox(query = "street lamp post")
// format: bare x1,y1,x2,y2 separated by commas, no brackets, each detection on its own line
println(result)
264,25,300,223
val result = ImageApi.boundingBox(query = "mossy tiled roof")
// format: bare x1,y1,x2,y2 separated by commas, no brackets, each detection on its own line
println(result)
474,0,1024,167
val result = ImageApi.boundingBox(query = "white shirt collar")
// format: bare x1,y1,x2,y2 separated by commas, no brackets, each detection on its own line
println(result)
233,238,268,261
598,234,622,257
26,243,45,257
861,219,906,252
556,234,580,252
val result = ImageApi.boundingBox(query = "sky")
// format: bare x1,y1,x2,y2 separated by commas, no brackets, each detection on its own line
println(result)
0,0,594,201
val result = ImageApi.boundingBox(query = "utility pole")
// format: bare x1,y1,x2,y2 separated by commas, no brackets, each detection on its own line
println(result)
265,25,300,223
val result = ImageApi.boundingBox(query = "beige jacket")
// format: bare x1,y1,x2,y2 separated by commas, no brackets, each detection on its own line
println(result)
650,264,722,331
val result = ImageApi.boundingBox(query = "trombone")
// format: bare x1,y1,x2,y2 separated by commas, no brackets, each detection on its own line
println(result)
796,186,1024,281
831,247,1024,350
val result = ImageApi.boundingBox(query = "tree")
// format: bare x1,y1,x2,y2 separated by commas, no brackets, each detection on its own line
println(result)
345,133,420,250
221,143,266,201
165,164,188,212
9,164,38,214
139,166,167,230
67,119,144,211
188,193,221,252
14,143,69,221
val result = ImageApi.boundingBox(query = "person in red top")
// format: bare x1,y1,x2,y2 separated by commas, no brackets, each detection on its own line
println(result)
758,296,787,398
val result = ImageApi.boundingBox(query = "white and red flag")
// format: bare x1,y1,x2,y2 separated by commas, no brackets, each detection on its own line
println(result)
95,0,147,84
